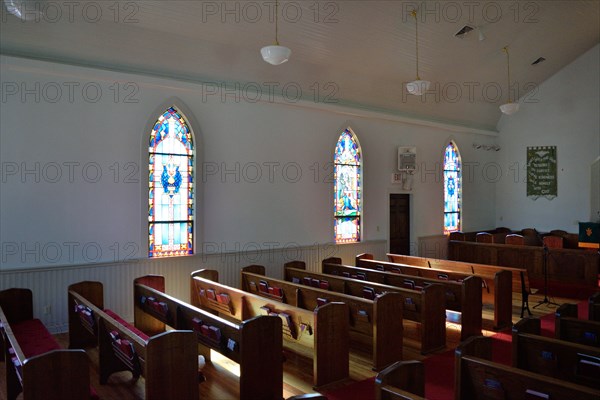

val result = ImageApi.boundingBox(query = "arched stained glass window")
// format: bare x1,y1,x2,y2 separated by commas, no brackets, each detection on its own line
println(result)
334,128,362,243
148,107,194,257
443,141,461,234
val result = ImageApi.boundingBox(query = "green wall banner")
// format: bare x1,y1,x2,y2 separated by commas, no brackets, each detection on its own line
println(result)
527,146,557,200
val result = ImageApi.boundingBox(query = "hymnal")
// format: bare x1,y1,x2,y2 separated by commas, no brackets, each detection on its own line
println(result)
206,289,217,301
259,280,269,293
209,326,221,341
363,287,376,300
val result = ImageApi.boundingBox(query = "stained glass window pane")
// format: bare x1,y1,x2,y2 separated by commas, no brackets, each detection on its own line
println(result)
443,142,461,234
334,128,361,243
148,107,194,257
335,217,360,243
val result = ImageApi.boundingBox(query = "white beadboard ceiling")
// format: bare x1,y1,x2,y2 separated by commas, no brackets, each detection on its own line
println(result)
1,0,599,131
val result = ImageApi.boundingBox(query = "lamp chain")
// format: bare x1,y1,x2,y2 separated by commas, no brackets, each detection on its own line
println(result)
504,46,511,103
412,10,420,80
275,0,280,45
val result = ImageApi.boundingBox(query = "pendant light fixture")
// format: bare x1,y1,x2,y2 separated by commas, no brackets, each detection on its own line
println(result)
499,46,519,115
406,9,431,95
261,0,291,65
3,0,42,20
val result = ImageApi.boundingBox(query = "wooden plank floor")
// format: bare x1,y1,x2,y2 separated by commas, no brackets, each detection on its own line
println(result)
0,291,580,400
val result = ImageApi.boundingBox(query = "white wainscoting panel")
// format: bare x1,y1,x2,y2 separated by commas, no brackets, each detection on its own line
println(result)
0,240,386,333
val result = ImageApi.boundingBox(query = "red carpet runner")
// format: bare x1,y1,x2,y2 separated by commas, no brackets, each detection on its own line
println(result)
322,301,590,400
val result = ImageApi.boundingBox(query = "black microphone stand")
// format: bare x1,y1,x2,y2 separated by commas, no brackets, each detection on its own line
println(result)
533,242,559,308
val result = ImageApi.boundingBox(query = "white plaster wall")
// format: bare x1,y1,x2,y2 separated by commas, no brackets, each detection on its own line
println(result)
495,44,600,232
0,55,497,269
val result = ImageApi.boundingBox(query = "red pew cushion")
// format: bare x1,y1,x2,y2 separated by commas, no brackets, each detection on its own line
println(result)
11,319,61,357
11,319,99,399
104,309,150,341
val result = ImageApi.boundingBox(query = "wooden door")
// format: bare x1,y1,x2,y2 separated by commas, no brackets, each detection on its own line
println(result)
389,194,410,254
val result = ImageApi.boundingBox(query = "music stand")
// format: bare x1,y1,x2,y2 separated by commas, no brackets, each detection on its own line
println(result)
533,243,559,308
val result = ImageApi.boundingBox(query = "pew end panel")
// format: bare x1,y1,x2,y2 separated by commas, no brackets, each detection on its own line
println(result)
68,281,104,349
493,270,513,330
313,302,350,389
589,291,600,321
418,284,446,354
460,276,483,340
454,335,494,400
22,349,90,400
375,360,425,400
237,316,284,399
512,317,541,366
144,330,200,400
0,288,33,323
372,292,404,370
555,303,578,340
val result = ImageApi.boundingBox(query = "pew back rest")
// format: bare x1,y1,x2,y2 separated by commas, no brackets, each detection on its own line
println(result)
322,262,477,311
456,336,600,400
385,253,530,295
242,268,377,336
512,331,600,389
284,264,443,324
375,361,425,400
191,270,346,354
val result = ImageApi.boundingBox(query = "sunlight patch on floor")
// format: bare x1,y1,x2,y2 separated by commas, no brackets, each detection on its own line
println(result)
210,349,241,377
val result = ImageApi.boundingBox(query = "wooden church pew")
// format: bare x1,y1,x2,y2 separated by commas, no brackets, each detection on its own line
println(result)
132,275,283,400
455,336,600,399
353,256,513,330
240,265,403,370
190,269,349,389
319,260,482,341
382,252,533,317
375,360,426,400
283,261,445,354
555,303,600,347
512,317,600,389
1,288,93,400
68,281,199,400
